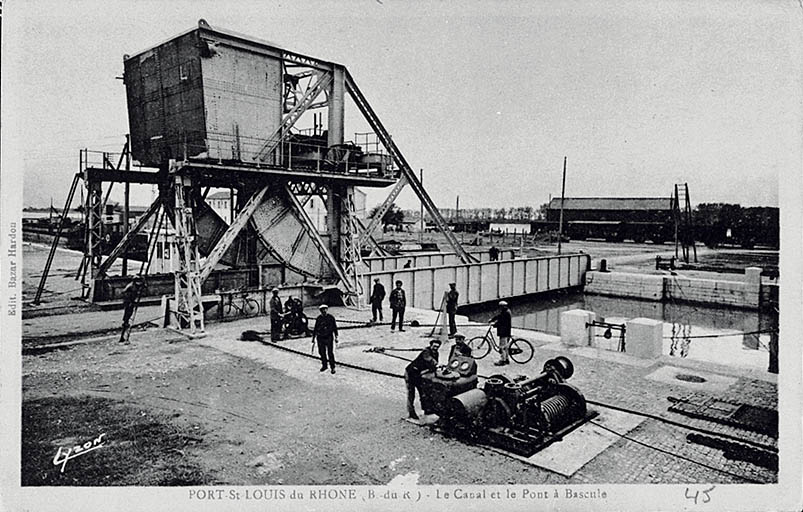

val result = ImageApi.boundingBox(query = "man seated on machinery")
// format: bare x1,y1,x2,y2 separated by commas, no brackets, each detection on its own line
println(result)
404,338,441,420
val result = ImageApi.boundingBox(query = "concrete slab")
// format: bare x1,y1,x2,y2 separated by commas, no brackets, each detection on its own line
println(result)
538,342,656,368
645,365,737,393
486,408,644,477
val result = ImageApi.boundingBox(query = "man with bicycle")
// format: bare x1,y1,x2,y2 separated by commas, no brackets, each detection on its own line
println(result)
491,301,512,366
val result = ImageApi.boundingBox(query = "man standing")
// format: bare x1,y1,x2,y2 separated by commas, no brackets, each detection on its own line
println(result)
312,304,338,374
445,282,459,338
389,280,406,332
269,288,284,341
370,278,385,323
119,275,145,343
404,338,441,420
491,300,512,366
489,245,499,261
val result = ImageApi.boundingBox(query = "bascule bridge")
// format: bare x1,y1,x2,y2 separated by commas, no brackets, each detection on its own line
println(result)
37,20,473,334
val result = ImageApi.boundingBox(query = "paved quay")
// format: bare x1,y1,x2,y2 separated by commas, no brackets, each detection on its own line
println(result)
192,304,778,484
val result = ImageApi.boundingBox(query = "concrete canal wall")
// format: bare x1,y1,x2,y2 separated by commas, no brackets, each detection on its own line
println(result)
584,267,765,310
361,253,590,310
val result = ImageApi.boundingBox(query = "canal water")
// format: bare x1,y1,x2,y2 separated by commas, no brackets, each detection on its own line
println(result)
460,291,778,373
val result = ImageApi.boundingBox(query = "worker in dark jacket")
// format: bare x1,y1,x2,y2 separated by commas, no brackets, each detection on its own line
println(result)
389,280,406,332
119,275,145,343
312,304,339,374
370,278,385,323
445,282,459,337
491,300,512,366
405,338,441,419
269,288,284,341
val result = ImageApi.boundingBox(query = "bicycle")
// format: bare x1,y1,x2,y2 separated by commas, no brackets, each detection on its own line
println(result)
222,290,261,318
467,326,534,364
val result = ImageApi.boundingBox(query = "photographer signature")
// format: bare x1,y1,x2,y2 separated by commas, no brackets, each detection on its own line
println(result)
52,433,106,473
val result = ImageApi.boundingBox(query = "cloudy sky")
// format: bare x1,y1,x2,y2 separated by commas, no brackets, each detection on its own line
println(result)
3,0,801,211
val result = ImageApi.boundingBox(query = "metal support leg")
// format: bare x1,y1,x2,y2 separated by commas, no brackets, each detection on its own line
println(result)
173,171,205,335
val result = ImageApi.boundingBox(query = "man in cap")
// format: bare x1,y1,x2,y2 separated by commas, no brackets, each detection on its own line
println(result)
269,288,284,341
389,280,406,332
491,300,512,366
370,277,385,323
404,338,441,420
312,304,339,374
445,282,459,338
119,275,146,343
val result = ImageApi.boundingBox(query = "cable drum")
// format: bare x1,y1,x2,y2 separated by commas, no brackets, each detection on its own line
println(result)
540,393,574,431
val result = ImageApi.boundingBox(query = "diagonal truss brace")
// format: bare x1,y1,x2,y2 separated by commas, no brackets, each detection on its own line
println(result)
254,71,333,163
358,174,408,247
354,217,387,256
94,197,162,278
198,185,270,284
344,71,476,263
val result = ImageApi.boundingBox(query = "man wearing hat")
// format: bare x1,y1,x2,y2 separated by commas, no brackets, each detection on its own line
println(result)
312,304,339,374
445,282,459,338
389,280,406,332
119,275,146,343
405,338,441,420
269,288,284,341
491,301,512,366
369,277,385,323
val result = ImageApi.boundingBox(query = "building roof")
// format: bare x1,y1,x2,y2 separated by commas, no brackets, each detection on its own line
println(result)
207,191,232,200
547,197,673,211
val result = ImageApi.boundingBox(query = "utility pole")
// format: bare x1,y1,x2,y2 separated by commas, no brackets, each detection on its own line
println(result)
557,156,567,255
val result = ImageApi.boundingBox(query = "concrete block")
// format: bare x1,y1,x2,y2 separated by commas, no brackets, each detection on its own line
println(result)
560,309,596,347
625,317,663,359
745,267,762,286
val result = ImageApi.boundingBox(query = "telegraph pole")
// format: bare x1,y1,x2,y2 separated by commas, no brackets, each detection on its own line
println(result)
557,156,567,254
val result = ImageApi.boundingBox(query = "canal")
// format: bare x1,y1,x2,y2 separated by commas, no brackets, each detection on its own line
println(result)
459,291,778,373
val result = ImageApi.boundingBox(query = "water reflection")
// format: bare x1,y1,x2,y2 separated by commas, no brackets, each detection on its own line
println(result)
461,291,778,373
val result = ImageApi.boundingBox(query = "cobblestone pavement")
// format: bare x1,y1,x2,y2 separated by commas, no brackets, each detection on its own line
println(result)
20,298,779,484
197,305,778,484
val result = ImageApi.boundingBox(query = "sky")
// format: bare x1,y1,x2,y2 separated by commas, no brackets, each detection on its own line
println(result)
3,0,801,211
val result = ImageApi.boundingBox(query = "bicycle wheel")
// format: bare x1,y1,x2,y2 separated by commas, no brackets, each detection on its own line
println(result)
243,298,260,316
223,301,236,318
467,336,491,360
509,338,534,364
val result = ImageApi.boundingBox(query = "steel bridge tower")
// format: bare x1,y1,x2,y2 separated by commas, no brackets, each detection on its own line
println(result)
35,20,473,335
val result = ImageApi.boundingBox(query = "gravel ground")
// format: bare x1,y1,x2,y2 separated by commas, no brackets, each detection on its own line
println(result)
21,307,777,486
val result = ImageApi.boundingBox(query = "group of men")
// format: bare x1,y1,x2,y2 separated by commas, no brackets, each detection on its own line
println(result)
369,278,408,331
369,279,463,337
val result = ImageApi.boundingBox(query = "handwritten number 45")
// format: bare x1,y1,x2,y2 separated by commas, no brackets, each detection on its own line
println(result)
685,486,715,505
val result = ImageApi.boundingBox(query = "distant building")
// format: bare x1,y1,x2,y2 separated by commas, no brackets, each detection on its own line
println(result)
207,190,236,224
546,197,673,223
